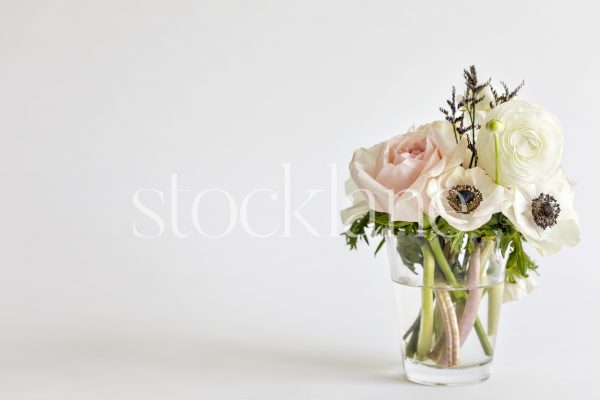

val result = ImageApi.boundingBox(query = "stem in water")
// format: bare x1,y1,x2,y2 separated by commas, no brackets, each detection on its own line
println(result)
457,243,483,346
416,244,435,359
435,289,459,366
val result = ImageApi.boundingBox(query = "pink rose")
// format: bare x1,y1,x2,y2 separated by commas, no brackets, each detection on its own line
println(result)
347,121,467,222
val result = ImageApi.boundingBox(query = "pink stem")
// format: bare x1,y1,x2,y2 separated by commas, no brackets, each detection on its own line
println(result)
458,243,482,346
435,289,459,366
434,290,452,366
438,243,482,366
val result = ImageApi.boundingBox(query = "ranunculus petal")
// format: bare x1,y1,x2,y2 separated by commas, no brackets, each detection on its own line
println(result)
476,99,563,188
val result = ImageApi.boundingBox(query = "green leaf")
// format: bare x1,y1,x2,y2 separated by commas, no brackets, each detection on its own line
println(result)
505,233,538,283
499,233,513,257
395,231,425,274
466,232,475,253
342,212,371,250
374,237,386,256
450,231,466,255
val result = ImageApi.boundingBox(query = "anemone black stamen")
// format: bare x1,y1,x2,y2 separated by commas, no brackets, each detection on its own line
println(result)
447,185,483,214
531,193,560,229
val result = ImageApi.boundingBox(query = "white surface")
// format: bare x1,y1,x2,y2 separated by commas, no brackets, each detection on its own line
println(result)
1,1,600,398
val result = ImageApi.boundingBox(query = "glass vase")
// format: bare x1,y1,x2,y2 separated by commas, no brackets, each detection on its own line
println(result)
386,230,506,386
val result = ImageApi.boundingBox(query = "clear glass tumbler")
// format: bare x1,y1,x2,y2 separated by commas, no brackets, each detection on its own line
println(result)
386,231,506,386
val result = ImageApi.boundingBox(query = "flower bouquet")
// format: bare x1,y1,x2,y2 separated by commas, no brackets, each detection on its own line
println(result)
341,66,580,385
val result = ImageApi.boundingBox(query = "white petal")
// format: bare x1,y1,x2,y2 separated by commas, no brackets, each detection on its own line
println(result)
503,169,581,256
503,275,538,302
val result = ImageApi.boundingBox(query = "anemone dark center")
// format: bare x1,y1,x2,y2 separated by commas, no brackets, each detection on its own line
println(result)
457,190,475,204
531,193,560,229
447,185,483,214
542,203,554,217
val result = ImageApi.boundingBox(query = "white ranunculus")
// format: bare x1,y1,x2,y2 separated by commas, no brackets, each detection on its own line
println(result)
503,275,538,303
427,166,508,231
476,99,563,187
503,169,581,256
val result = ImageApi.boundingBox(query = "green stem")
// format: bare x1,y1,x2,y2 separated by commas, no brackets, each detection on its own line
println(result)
428,236,494,356
479,239,495,280
477,236,502,339
487,283,503,336
493,132,501,184
428,238,459,287
416,244,435,359
474,318,494,356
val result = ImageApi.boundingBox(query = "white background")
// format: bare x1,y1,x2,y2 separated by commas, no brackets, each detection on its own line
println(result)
2,1,600,399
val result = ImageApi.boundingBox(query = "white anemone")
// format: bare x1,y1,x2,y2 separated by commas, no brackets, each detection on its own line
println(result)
503,169,580,256
427,166,509,231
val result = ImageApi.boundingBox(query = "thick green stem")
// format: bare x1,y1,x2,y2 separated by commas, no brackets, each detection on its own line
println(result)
487,283,503,336
428,237,494,356
474,318,494,356
493,132,501,184
484,132,503,339
428,238,459,287
479,240,495,281
416,244,435,359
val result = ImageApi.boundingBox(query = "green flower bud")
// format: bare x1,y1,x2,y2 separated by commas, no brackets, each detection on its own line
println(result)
485,119,504,133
